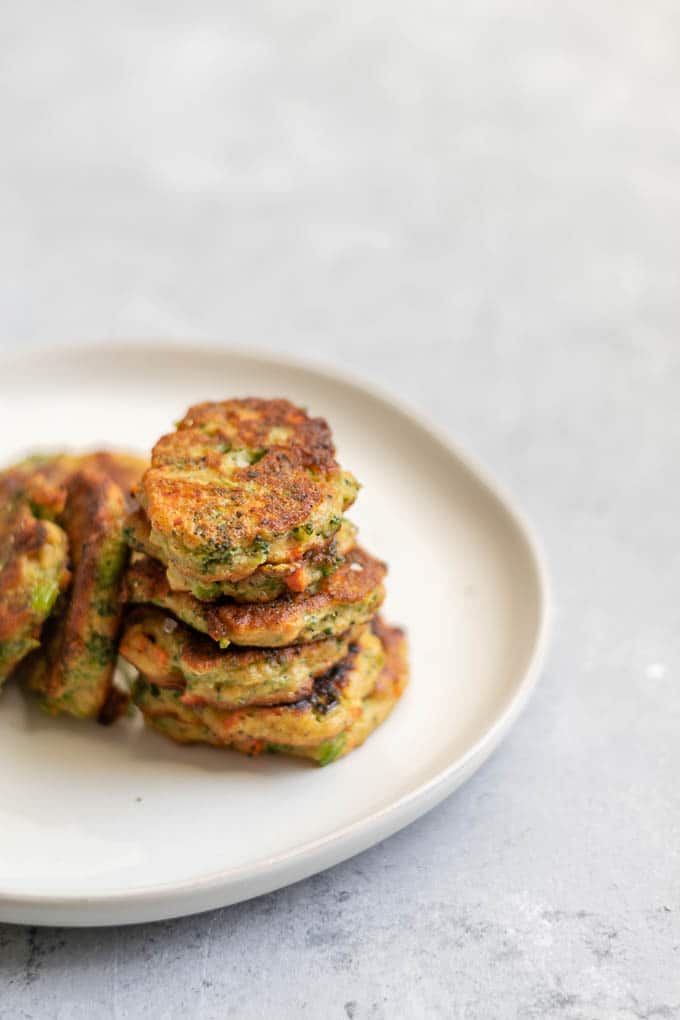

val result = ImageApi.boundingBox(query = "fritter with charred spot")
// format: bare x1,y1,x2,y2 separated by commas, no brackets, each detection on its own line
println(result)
134,624,384,749
138,619,408,765
120,606,363,709
271,619,408,764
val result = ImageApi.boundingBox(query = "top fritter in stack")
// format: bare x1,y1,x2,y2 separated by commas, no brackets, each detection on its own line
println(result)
120,398,408,765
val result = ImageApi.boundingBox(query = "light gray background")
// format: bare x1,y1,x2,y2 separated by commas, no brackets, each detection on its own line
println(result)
1,2,679,1018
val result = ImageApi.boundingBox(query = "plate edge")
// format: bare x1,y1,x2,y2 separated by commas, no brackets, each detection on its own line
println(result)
0,339,553,924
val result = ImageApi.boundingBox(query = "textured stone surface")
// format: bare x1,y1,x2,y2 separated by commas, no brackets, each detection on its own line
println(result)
1,2,679,1017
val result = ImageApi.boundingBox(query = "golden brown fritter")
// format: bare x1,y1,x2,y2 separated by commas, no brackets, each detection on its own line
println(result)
120,606,362,709
0,497,70,685
77,451,147,510
0,450,145,692
0,454,75,519
135,624,384,748
2,450,146,518
138,398,359,584
124,511,357,603
25,466,131,718
125,543,386,647
279,619,409,764
138,619,409,765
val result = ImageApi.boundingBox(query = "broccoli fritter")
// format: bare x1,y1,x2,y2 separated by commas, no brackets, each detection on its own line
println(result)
139,619,409,765
125,544,386,647
120,606,363,709
77,451,147,510
269,619,408,764
138,399,359,585
0,454,75,520
25,466,131,718
0,495,70,686
124,512,357,603
0,450,146,694
135,624,384,748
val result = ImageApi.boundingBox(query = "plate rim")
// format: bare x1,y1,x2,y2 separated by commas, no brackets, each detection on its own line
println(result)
0,339,552,924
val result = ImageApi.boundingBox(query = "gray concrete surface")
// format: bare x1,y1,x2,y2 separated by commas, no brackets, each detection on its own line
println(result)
1,2,679,1017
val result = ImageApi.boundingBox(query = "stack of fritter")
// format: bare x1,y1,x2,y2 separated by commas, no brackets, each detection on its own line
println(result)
0,398,408,763
120,398,408,765
0,452,146,719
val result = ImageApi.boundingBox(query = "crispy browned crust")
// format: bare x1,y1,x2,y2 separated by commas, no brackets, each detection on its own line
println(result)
0,451,146,519
121,607,332,682
124,509,356,602
289,619,409,762
60,469,124,658
26,466,130,717
0,502,70,679
135,626,383,746
123,554,197,619
140,398,355,578
120,605,360,708
0,507,58,641
204,546,387,645
134,635,372,710
136,618,409,763
120,609,175,679
0,456,75,519
97,683,132,725
167,398,338,468
77,452,147,510
124,544,386,647
265,619,409,762
0,450,142,697
369,618,409,700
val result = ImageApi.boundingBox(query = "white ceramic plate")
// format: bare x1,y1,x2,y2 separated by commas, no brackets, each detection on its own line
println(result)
0,343,549,927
